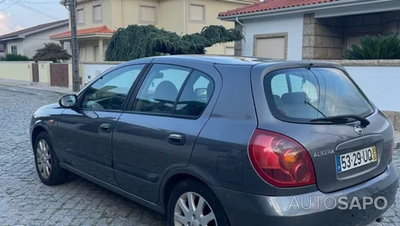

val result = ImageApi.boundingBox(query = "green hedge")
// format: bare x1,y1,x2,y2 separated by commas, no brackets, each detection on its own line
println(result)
344,33,400,60
0,54,31,61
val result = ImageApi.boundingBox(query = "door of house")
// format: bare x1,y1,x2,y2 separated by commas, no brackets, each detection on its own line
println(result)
50,63,69,87
32,63,39,83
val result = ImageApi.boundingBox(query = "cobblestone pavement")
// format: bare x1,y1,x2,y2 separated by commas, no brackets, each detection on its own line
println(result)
0,84,399,226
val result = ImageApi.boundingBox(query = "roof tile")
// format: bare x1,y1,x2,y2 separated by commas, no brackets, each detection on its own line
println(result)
219,0,340,17
50,25,114,39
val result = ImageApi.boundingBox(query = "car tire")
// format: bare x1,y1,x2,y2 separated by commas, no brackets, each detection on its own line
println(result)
167,179,230,226
33,131,68,186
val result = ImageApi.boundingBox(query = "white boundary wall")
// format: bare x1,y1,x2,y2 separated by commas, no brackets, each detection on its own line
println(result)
345,66,400,112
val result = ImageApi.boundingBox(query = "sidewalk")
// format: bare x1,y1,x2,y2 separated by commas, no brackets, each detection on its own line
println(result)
0,80,74,95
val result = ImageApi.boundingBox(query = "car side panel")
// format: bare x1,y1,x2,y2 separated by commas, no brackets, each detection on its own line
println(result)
190,64,275,195
112,60,223,204
112,115,206,203
58,110,121,186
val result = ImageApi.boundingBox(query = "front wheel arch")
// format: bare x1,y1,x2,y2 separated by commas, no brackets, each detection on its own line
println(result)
33,131,69,185
31,125,48,147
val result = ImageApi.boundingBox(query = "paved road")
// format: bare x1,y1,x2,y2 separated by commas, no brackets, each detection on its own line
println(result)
0,84,399,226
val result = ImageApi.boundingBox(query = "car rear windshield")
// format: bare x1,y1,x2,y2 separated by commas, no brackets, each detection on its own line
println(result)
264,67,374,123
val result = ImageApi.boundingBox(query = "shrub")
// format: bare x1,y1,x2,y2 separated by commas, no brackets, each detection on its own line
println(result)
33,43,71,62
343,33,400,59
4,54,30,61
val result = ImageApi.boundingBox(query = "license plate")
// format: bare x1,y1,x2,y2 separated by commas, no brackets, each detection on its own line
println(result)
336,146,377,173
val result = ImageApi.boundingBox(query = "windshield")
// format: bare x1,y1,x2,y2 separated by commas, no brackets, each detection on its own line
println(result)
264,67,374,123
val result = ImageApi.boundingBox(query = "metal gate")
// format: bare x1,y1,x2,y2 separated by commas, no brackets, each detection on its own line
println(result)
50,63,69,87
32,63,39,83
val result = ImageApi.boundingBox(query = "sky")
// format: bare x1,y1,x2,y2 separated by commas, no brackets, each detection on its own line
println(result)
0,0,68,35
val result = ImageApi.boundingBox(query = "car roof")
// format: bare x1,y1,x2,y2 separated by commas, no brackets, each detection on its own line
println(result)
119,55,342,70
152,55,282,65
118,55,282,67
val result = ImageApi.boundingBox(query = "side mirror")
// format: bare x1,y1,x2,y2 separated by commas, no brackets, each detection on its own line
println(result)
59,94,77,108
154,72,164,79
195,88,207,97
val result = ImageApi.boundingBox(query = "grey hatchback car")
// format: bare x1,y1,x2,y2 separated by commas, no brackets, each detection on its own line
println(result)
31,56,398,226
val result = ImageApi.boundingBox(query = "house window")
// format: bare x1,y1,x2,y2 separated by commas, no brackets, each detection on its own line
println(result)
139,5,157,24
94,46,99,62
254,33,288,59
77,8,85,25
189,4,205,23
224,46,234,56
93,4,102,23
11,45,17,54
79,46,87,62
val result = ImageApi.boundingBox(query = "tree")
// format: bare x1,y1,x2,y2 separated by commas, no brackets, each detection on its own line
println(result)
344,33,400,59
105,25,243,61
33,43,71,62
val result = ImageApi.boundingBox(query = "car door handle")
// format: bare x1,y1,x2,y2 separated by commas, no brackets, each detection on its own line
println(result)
99,123,112,133
168,133,186,145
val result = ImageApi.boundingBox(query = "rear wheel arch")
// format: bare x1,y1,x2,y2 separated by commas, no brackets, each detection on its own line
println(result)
162,173,200,210
160,166,221,212
166,178,230,226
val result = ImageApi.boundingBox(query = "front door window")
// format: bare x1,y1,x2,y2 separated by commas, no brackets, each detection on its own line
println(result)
82,64,145,110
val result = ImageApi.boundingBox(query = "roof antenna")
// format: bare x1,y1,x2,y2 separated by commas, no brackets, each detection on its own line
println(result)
307,63,314,70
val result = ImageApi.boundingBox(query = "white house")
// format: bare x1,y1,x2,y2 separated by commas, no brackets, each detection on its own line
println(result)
0,19,69,58
218,0,400,60
0,44,4,57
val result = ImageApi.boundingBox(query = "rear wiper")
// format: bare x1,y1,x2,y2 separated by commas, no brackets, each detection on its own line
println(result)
310,114,370,127
305,101,326,117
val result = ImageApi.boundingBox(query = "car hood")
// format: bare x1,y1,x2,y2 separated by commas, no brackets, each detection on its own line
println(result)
33,103,65,119
37,103,62,111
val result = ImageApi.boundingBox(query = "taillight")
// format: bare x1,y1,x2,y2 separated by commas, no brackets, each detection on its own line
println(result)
249,129,316,187
389,139,394,158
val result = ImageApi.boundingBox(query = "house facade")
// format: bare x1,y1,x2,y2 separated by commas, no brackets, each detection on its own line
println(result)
0,44,4,57
51,0,256,62
0,20,69,59
218,0,400,60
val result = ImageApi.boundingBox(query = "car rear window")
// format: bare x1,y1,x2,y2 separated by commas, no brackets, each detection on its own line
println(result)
264,67,374,123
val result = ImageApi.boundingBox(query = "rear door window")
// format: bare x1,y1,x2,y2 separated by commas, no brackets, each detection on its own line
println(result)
131,64,214,118
132,64,191,115
265,68,374,123
174,70,214,118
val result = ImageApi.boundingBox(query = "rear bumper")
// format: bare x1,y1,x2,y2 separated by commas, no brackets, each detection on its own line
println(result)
213,162,399,226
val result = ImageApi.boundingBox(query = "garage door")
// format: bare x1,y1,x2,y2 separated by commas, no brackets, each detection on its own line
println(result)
254,34,287,59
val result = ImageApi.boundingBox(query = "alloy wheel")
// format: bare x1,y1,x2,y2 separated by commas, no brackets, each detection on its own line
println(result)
174,192,217,226
36,139,52,179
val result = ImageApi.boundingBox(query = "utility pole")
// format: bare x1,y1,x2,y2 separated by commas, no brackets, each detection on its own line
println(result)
66,0,80,92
